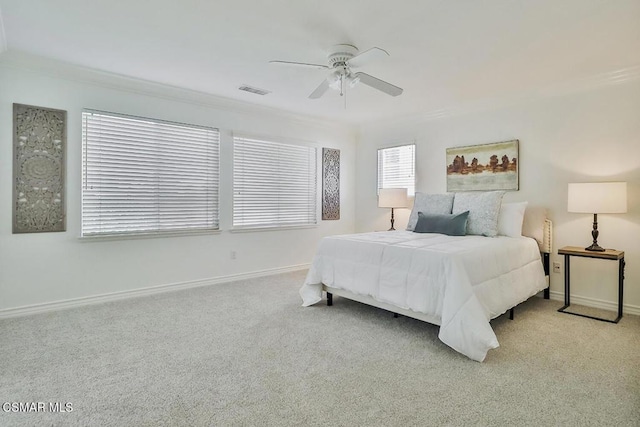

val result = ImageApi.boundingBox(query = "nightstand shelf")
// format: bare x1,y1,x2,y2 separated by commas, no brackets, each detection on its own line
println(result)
557,246,625,323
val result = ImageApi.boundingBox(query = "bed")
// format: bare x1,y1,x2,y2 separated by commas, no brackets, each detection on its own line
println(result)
300,194,552,362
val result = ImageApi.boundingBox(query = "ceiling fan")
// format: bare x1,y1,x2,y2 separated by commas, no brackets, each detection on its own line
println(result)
270,44,403,99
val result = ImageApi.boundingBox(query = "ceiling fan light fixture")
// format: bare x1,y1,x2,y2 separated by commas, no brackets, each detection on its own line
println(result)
327,70,342,90
328,70,339,80
348,74,360,88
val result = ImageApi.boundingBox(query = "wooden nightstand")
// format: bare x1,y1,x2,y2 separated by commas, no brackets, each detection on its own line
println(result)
557,246,625,323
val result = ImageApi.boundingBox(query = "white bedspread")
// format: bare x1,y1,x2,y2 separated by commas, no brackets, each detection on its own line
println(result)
300,231,547,362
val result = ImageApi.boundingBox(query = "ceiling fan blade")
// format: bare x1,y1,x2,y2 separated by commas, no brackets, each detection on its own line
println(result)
309,79,330,99
347,47,389,68
269,60,329,70
354,72,403,97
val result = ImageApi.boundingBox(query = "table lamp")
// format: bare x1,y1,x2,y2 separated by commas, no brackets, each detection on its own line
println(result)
567,182,627,251
378,188,408,231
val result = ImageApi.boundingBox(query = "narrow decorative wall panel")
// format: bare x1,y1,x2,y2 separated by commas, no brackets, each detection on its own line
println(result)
13,104,66,233
322,148,340,220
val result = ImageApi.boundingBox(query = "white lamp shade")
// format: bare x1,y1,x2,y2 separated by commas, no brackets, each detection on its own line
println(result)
567,182,627,214
378,188,408,208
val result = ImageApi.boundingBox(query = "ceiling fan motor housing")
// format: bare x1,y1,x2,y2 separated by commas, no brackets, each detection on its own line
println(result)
328,44,359,68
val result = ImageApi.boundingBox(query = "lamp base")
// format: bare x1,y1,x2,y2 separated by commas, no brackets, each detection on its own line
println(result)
585,213,605,252
388,207,396,231
585,243,605,252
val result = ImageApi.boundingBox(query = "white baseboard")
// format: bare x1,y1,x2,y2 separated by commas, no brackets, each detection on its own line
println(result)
0,264,310,319
549,290,640,317
4,269,638,320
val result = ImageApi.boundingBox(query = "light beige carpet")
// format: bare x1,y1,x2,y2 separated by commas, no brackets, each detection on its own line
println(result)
1,270,639,426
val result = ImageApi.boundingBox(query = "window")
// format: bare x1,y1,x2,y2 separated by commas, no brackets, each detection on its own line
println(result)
82,110,220,237
233,136,317,229
377,143,415,196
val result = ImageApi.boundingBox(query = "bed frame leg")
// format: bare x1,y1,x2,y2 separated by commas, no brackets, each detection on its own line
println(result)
542,253,551,300
327,292,333,306
509,308,514,320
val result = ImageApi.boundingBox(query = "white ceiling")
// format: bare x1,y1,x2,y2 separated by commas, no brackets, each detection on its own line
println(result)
0,0,639,125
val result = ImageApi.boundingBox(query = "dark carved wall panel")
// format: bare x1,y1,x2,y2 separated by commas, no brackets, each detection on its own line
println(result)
322,148,340,220
13,104,67,233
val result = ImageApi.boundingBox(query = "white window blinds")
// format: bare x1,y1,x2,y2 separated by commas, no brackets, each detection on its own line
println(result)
233,136,317,229
82,110,220,237
377,144,416,196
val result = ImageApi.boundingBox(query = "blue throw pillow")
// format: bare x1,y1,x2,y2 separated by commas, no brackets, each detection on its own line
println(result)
414,211,469,236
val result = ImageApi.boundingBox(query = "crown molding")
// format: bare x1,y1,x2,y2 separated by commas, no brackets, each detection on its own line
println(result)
535,64,640,98
2,49,637,135
360,64,640,131
0,50,356,135
0,6,7,54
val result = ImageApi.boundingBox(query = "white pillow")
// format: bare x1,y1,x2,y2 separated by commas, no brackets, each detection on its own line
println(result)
452,191,505,237
406,193,455,231
498,202,528,237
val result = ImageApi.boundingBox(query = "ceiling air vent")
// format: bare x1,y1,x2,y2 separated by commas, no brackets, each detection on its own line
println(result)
238,85,271,96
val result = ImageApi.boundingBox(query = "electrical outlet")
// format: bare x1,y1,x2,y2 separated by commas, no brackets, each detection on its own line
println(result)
553,262,561,273
230,250,237,260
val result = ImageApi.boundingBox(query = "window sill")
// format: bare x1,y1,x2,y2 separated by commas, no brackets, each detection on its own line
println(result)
229,224,318,233
78,229,222,242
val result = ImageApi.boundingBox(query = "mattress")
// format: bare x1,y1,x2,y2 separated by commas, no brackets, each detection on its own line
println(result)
300,231,547,361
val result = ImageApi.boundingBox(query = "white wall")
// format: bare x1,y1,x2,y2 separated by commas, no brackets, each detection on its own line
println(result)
0,55,356,312
356,81,640,313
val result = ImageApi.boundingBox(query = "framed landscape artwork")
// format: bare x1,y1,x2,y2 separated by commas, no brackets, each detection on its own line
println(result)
446,140,519,192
